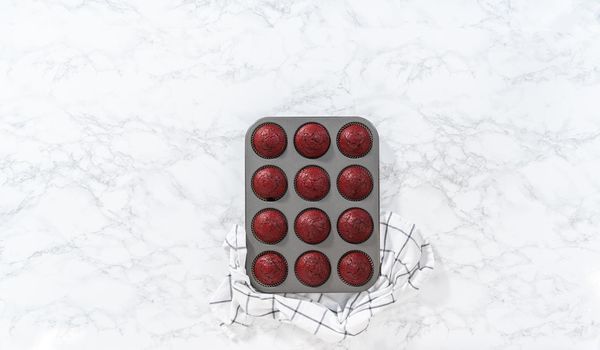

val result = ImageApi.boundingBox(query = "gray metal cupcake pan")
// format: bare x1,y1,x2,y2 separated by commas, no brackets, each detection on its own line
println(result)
245,116,380,293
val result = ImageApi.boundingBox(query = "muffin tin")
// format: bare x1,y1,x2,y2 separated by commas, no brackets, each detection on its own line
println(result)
245,117,379,293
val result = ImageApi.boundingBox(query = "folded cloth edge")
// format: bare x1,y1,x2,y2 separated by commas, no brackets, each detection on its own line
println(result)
209,211,435,342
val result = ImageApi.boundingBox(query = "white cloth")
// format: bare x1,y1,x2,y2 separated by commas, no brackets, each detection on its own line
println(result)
209,211,435,342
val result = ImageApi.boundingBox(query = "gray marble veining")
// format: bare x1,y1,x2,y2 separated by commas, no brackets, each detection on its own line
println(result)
1,1,600,349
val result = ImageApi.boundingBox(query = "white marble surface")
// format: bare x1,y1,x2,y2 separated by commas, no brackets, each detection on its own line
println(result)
1,0,600,349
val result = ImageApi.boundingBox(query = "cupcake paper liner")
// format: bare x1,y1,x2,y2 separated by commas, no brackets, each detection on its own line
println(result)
337,250,374,287
251,251,288,287
251,165,288,201
336,165,374,201
336,207,374,244
294,250,332,287
293,208,331,245
251,122,288,159
293,122,331,159
251,208,288,244
336,122,373,158
294,165,331,201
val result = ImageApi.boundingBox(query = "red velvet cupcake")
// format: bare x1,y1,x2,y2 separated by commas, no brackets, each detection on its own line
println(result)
294,123,330,158
295,166,330,201
252,209,288,244
337,208,373,244
337,123,372,158
253,251,288,286
252,123,287,158
295,251,331,287
294,208,330,244
252,166,287,201
337,165,373,201
338,251,373,286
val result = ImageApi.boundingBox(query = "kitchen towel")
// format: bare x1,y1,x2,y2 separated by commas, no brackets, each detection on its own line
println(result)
209,211,435,342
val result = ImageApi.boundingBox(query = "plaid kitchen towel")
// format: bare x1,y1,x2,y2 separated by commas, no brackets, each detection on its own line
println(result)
209,211,435,342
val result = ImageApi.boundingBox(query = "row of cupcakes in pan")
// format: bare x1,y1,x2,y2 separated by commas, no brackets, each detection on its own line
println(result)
252,122,373,159
252,207,374,245
252,164,373,201
252,250,374,287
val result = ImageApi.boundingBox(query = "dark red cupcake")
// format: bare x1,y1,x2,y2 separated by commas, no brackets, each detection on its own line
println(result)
253,251,288,286
252,166,287,201
252,123,287,158
295,251,331,287
337,165,373,201
294,208,330,244
337,208,373,244
337,123,372,158
338,251,373,286
294,123,330,158
295,166,330,201
252,209,287,244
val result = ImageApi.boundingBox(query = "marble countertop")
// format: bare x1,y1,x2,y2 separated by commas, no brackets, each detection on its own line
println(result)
1,1,600,349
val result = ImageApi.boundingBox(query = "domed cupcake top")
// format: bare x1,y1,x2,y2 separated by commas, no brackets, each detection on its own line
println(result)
253,251,288,286
338,251,373,286
252,166,287,201
337,165,373,201
295,251,331,287
294,122,330,158
252,123,287,158
337,123,372,158
294,208,330,244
